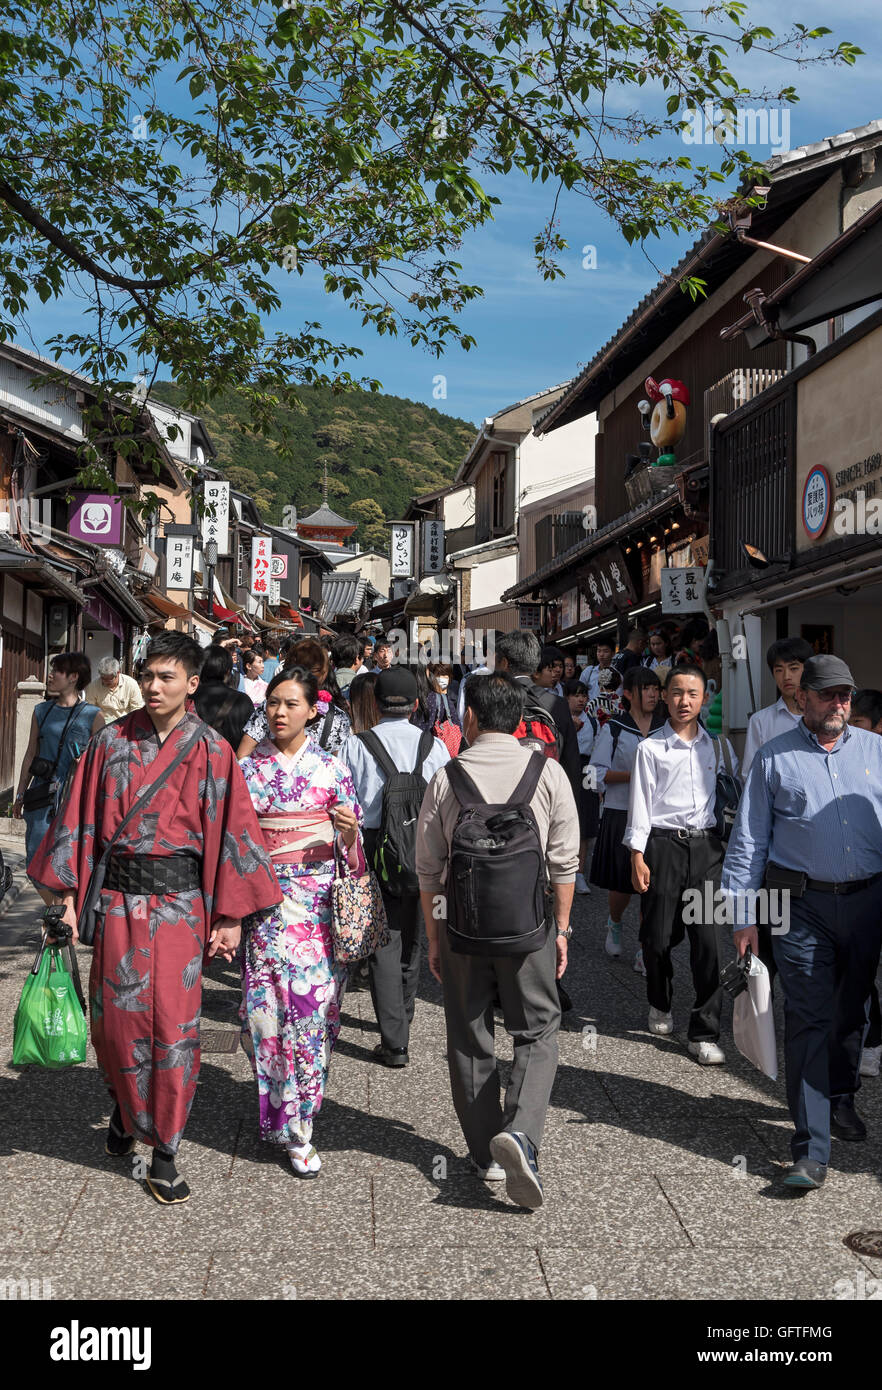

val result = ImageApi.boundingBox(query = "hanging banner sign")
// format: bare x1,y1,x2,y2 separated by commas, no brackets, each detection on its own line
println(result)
390,522,415,578
271,553,288,580
201,480,230,556
250,535,273,597
660,565,706,614
422,520,445,575
167,536,194,590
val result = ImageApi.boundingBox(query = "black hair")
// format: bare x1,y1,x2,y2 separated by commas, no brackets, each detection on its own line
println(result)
408,662,431,724
348,672,381,734
563,678,587,698
852,689,882,727
374,633,392,651
51,651,92,691
332,633,360,668
538,645,565,672
200,646,234,684
594,636,614,653
665,662,707,691
143,631,204,678
464,671,526,735
624,666,661,694
766,637,814,672
242,649,264,675
264,664,320,708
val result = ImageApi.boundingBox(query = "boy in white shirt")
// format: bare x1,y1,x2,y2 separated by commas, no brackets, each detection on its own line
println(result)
625,664,739,1065
741,637,814,776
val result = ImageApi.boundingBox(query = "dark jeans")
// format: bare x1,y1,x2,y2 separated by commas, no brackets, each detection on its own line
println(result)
363,829,421,1052
773,878,882,1163
639,831,725,1041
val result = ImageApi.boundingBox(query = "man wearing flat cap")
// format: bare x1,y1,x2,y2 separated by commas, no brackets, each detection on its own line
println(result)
722,655,882,1188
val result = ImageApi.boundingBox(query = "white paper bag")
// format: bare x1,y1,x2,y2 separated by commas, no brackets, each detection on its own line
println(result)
732,955,777,1079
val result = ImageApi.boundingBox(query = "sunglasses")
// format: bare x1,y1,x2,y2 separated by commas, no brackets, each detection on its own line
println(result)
812,688,854,704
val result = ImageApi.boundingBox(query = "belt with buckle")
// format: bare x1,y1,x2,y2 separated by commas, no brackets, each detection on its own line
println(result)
805,872,882,896
650,827,714,841
105,854,202,896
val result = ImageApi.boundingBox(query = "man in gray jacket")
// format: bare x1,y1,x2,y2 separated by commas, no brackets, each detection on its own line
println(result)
416,671,579,1210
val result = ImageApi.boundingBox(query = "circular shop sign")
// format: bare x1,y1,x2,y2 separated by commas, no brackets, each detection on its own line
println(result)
802,464,831,539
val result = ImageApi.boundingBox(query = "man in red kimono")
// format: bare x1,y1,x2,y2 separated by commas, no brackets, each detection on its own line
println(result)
30,631,281,1205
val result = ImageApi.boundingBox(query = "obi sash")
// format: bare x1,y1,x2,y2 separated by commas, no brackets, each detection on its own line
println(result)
257,810,335,867
257,807,366,876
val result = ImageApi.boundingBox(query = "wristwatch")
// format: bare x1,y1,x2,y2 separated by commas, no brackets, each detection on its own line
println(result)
557,927,573,940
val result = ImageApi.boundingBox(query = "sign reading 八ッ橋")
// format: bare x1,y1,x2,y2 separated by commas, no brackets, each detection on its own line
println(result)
250,535,273,597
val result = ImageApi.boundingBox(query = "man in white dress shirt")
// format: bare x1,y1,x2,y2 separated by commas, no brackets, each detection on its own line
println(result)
741,638,813,777
625,664,739,1064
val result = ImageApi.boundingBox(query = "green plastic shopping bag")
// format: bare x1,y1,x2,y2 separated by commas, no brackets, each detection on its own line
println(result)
12,936,87,1068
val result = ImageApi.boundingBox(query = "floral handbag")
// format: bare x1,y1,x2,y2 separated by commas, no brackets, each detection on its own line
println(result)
330,838,390,964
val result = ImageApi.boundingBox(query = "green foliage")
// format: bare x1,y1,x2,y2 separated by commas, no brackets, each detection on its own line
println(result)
0,0,857,493
149,380,475,548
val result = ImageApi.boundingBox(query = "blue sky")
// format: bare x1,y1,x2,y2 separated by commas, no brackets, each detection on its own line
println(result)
19,0,881,429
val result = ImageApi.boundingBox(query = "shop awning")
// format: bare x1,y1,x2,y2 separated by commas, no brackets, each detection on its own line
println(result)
280,604,305,628
142,590,195,622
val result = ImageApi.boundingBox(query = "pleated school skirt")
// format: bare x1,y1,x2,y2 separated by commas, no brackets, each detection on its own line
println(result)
589,806,632,893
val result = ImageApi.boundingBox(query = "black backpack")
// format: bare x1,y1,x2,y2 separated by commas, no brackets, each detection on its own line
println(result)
357,726,435,897
444,754,549,956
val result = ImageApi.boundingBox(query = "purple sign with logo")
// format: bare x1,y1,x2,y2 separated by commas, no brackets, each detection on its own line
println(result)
68,492,124,546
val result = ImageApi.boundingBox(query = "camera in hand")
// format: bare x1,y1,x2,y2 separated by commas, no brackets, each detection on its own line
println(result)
43,903,72,942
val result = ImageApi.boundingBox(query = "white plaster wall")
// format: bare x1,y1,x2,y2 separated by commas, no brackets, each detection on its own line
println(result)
519,413,597,510
468,552,518,611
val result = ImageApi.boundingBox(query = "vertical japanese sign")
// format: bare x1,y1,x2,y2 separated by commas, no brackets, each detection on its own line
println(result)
270,579,281,605
250,535,273,598
201,480,230,556
390,522,415,578
167,536,193,590
422,520,445,575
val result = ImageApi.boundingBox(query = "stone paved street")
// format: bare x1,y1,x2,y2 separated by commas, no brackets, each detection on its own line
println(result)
2,831,881,1302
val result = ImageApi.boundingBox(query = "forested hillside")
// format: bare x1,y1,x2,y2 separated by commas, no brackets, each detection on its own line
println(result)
149,382,476,551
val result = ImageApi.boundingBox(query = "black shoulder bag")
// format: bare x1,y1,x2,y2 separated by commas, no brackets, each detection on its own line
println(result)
77,720,209,946
22,703,79,812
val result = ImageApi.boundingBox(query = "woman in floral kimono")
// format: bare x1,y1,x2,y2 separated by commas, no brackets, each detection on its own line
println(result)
239,664,365,1177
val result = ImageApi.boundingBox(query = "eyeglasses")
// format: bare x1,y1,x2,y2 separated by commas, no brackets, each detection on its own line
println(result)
813,688,853,705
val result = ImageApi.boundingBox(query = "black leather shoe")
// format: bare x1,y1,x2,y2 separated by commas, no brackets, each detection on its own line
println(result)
373,1043,409,1068
783,1158,827,1189
831,1099,867,1142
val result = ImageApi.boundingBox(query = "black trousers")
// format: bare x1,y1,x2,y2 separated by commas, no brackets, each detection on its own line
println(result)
640,832,725,1041
363,828,422,1052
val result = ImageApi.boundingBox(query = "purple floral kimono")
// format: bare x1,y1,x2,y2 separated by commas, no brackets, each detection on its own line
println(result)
239,738,365,1146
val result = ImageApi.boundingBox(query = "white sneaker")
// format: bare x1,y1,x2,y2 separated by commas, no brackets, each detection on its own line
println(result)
688,1039,725,1065
633,947,646,976
648,1006,673,1035
605,920,622,957
860,1044,882,1077
574,873,592,895
471,1157,506,1181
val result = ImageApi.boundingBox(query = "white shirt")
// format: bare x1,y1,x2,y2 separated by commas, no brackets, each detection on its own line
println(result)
574,712,597,758
741,696,802,777
624,720,739,853
456,664,490,724
590,718,643,812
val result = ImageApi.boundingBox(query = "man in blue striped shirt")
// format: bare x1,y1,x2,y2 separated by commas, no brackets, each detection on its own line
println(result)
722,655,882,1189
